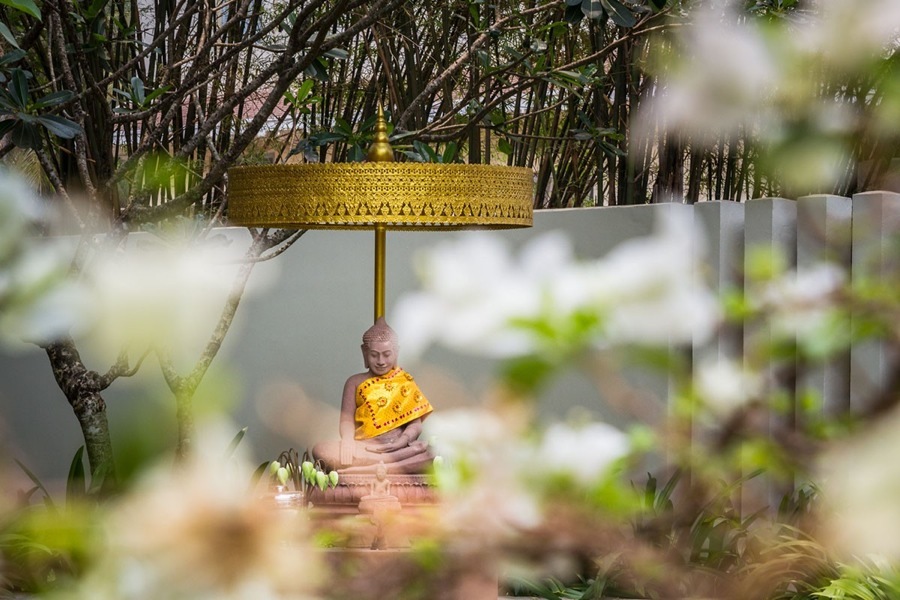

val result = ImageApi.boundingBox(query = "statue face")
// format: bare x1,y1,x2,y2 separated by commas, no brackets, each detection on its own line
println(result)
364,340,397,376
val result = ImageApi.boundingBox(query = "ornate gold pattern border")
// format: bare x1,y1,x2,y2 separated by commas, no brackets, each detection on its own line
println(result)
227,163,534,230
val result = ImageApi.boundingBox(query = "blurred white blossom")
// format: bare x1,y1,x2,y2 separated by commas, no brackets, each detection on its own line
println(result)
82,237,239,361
393,232,569,358
758,261,846,340
427,408,543,540
426,409,631,542
394,208,719,360
819,408,900,562
797,0,900,72
641,1,779,143
532,422,629,486
695,358,763,417
642,0,900,193
0,170,86,345
593,208,719,345
64,421,322,600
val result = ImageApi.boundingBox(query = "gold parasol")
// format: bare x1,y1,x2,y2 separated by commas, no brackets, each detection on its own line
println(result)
227,108,534,319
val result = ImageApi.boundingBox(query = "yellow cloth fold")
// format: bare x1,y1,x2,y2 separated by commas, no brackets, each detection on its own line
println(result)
354,368,433,440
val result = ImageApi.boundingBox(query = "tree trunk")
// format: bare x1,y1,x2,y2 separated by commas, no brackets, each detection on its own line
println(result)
43,339,116,484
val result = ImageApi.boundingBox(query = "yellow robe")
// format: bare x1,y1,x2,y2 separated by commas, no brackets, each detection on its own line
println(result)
354,368,433,440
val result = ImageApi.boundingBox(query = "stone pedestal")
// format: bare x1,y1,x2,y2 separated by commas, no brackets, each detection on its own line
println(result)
321,548,498,600
307,474,496,599
307,473,437,514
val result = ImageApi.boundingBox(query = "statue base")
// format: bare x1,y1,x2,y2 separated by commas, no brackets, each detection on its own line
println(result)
304,473,497,598
320,548,498,600
307,473,436,514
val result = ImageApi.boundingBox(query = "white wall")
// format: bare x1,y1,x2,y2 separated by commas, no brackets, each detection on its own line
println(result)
8,193,891,491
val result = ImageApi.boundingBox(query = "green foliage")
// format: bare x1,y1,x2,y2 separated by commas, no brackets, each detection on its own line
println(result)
0,68,82,150
112,76,170,112
402,141,460,164
2,448,104,593
0,0,40,20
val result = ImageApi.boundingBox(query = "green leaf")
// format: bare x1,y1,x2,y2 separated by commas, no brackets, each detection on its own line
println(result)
84,0,108,20
600,0,636,27
0,93,16,110
334,116,352,135
225,426,247,458
294,79,315,103
413,140,438,162
348,143,364,162
0,21,20,48
143,84,170,104
33,89,72,108
130,76,145,104
303,56,328,81
468,3,480,28
323,47,349,60
442,141,458,163
0,120,16,139
564,4,585,22
310,131,343,145
14,457,54,507
0,0,40,20
249,460,270,492
498,137,513,155
10,121,41,149
36,115,82,138
0,49,26,66
66,446,86,504
8,68,29,108
581,0,603,19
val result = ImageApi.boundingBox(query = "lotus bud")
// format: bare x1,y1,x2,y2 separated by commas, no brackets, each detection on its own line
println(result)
301,461,315,483
269,460,281,475
328,470,339,487
315,470,328,491
276,466,290,486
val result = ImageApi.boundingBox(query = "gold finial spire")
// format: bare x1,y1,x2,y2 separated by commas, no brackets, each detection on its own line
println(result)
366,105,394,163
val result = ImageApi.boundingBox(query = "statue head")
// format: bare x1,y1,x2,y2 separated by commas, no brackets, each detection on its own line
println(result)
361,317,399,376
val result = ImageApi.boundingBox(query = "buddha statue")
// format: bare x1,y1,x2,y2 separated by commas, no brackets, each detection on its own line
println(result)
312,318,434,474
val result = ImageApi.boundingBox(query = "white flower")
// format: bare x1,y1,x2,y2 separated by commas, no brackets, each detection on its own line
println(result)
82,237,239,362
638,1,779,143
533,422,630,485
798,0,900,72
0,171,86,345
0,169,44,260
394,232,573,359
582,208,720,346
695,358,762,417
73,420,322,600
425,408,543,539
819,408,900,561
759,261,845,339
394,209,720,359
425,407,511,465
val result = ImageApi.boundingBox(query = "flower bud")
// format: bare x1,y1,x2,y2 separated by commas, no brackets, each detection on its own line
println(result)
269,460,281,475
301,461,315,483
276,466,290,485
315,470,328,491
328,470,339,487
